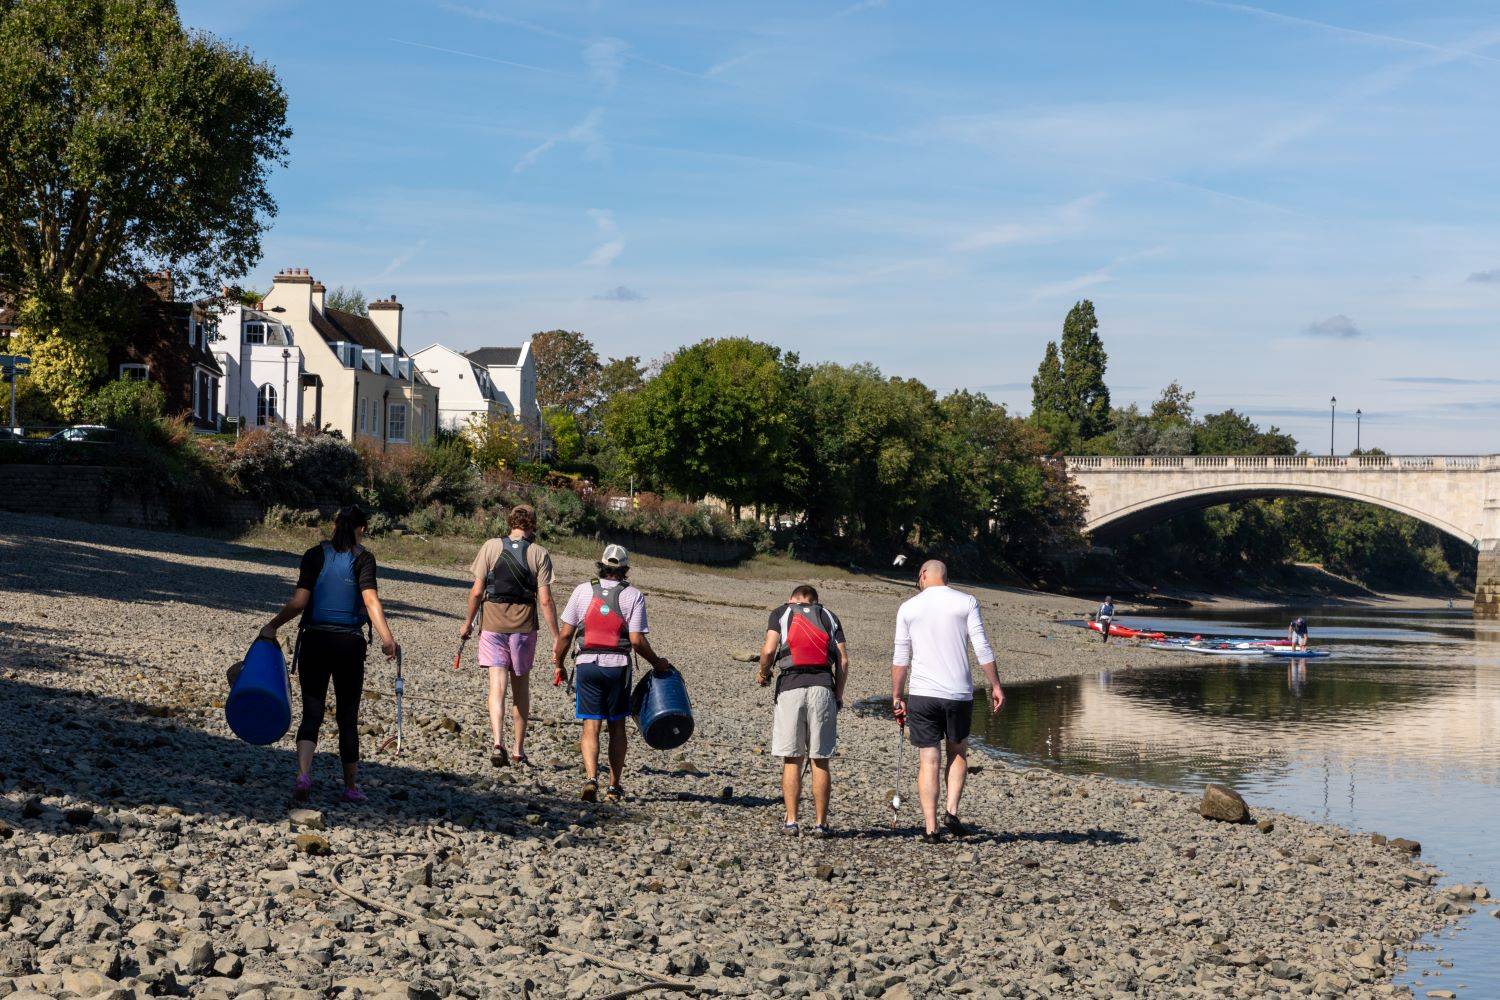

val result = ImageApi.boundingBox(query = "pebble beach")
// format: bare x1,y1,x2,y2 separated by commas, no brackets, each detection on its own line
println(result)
0,513,1467,999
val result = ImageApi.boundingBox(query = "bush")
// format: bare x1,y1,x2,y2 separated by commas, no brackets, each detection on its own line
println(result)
534,487,589,536
81,378,167,441
221,429,362,507
263,504,321,529
361,439,477,517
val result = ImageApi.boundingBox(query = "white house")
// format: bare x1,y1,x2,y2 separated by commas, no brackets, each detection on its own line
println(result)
410,343,511,431
212,302,307,430
259,269,440,448
464,343,540,429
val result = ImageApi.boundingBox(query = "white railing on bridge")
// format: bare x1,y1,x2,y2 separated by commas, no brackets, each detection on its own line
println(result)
1062,454,1496,472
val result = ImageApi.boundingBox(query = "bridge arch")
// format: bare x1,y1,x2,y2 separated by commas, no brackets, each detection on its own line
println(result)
1087,481,1480,547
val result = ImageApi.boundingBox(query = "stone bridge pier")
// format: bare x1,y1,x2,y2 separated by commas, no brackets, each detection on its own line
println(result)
1061,455,1500,615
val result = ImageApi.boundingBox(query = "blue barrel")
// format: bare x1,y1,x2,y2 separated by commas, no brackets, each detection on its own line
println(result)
226,638,292,745
631,667,695,750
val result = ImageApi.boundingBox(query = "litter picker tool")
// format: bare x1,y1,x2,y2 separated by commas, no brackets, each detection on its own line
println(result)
453,614,477,670
890,716,906,814
378,646,406,755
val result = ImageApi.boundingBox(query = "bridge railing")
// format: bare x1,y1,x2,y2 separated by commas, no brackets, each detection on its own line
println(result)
1062,454,1496,472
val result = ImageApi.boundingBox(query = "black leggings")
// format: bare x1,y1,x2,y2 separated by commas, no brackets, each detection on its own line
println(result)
295,630,367,763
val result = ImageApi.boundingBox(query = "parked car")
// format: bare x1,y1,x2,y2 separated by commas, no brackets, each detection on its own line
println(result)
48,425,112,442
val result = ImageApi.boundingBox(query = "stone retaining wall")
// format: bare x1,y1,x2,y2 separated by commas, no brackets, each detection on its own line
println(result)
0,465,263,530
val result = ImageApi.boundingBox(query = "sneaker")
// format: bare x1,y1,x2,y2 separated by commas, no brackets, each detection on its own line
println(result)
780,821,800,837
605,785,625,803
921,830,948,845
292,773,312,803
513,752,529,766
490,745,509,768
810,824,832,839
342,785,367,804
944,811,968,837
581,780,598,802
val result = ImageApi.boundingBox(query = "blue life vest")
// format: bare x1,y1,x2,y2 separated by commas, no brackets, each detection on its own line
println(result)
305,542,370,634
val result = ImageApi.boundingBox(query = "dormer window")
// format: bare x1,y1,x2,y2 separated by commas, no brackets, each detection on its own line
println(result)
246,322,265,345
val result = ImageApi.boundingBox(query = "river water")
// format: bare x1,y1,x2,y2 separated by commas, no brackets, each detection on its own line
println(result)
973,607,1500,995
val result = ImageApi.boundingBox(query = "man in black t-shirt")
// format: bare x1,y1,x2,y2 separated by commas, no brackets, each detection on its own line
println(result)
756,584,848,837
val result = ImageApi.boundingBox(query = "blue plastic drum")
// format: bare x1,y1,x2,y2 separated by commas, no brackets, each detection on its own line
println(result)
226,638,292,745
631,667,695,750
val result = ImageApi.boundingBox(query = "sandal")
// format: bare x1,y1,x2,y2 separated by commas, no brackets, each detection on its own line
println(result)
780,821,800,837
512,752,530,766
605,785,625,803
490,745,509,768
581,780,598,802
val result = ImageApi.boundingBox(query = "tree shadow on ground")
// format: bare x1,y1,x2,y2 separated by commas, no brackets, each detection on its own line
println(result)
0,670,580,843
0,526,462,617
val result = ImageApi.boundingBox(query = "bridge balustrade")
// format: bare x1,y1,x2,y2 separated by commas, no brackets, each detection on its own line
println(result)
1063,454,1496,472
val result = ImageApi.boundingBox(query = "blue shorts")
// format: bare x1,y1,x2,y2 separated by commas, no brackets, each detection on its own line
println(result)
575,661,632,722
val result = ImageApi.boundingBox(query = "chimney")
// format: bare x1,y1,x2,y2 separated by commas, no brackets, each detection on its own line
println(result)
311,281,326,314
368,293,404,354
144,268,174,302
265,267,315,325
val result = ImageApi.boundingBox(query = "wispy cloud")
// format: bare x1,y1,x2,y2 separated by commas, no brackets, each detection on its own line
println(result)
953,193,1103,253
1030,245,1169,300
379,239,428,278
1303,314,1363,338
388,38,570,76
442,2,703,78
514,108,607,173
594,285,645,301
1186,0,1500,65
583,209,624,266
1384,376,1500,385
585,38,628,88
1466,268,1500,284
835,0,887,17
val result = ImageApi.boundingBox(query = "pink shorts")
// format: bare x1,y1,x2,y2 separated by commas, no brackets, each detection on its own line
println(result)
478,631,536,676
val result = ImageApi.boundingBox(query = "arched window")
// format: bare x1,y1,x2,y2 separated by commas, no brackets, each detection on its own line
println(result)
257,384,278,426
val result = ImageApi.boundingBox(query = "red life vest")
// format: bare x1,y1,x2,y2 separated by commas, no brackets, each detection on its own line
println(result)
776,602,837,670
578,580,633,654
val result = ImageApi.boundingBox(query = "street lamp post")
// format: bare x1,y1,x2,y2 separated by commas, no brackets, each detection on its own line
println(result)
1329,396,1337,457
281,348,291,429
1355,408,1362,453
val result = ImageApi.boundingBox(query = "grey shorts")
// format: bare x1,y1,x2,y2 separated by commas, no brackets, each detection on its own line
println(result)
771,686,837,759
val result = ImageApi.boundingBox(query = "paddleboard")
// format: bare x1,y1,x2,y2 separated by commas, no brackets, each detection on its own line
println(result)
1266,648,1330,659
1147,641,1268,655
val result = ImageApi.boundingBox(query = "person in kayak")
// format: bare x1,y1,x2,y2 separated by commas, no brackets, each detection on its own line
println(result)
1288,616,1310,651
757,584,849,838
258,505,398,804
891,560,1003,844
1096,596,1116,643
458,504,558,767
553,544,673,802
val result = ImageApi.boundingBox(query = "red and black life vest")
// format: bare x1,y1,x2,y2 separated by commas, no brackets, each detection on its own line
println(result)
577,580,634,654
775,602,838,671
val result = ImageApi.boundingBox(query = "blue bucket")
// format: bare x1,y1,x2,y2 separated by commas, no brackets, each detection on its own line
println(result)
226,638,292,745
631,667,695,751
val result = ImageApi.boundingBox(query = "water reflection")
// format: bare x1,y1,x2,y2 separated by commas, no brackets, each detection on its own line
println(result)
976,607,1500,993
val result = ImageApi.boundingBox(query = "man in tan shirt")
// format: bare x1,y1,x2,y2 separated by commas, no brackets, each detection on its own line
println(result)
460,504,558,765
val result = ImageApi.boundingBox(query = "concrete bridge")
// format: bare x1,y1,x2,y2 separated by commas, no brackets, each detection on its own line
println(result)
1062,454,1500,614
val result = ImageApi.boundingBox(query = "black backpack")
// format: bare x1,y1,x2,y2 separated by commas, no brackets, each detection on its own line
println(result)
483,537,537,606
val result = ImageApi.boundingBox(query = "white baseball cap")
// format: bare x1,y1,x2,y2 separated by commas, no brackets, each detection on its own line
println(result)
601,543,630,568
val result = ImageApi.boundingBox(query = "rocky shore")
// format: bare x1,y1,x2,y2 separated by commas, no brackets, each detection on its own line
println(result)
0,514,1462,998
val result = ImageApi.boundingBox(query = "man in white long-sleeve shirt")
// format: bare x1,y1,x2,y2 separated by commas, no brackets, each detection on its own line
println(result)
892,559,1004,843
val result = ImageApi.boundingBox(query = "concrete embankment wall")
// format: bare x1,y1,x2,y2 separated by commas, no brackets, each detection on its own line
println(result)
0,465,263,530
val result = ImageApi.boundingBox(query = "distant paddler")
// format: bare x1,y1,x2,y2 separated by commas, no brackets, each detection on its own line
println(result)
258,505,398,805
1095,596,1116,643
1288,616,1310,652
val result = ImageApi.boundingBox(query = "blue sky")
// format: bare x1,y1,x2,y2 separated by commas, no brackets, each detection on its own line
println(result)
181,0,1500,452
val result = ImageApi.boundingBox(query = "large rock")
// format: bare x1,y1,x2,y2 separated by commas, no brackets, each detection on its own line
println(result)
1199,784,1251,823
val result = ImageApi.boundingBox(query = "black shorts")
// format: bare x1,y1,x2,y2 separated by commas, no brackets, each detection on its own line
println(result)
575,661,632,722
907,695,973,748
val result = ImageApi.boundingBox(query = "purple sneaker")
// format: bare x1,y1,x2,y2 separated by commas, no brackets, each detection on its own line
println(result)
341,785,367,804
292,773,312,802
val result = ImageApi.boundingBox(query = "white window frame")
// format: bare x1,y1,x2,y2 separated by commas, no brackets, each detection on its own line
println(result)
257,384,278,426
119,363,149,381
388,402,408,443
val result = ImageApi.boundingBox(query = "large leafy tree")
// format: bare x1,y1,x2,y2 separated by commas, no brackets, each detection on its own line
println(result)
0,0,289,415
532,329,600,411
607,338,800,516
1058,299,1111,439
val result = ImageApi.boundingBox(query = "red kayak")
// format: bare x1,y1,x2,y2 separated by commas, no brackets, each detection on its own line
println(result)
1088,620,1167,641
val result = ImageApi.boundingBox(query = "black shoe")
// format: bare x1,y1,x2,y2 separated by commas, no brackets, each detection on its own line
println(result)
944,811,968,837
921,830,948,845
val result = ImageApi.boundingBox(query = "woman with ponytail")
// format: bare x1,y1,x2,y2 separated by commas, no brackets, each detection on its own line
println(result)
259,505,398,803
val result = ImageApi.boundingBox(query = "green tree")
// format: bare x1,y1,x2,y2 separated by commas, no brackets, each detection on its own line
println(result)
608,338,800,517
532,330,600,411
1193,409,1296,455
1150,381,1195,425
463,414,530,473
0,0,288,297
1030,341,1066,421
1058,300,1111,439
325,286,367,316
0,0,289,412
543,407,582,463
